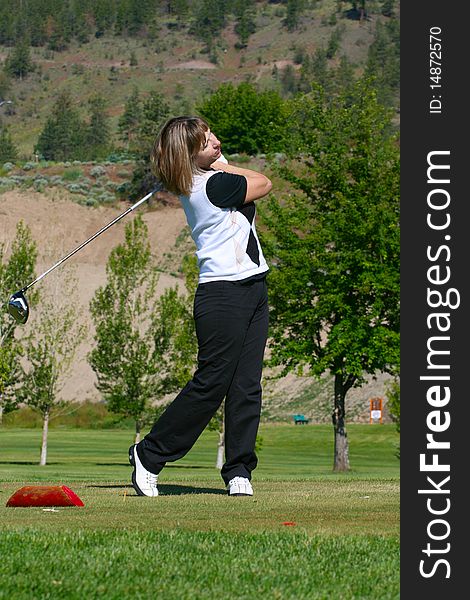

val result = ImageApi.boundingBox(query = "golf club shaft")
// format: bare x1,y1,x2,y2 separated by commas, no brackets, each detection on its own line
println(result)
22,188,159,293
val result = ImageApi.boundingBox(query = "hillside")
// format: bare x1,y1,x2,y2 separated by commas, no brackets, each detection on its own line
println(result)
0,0,395,157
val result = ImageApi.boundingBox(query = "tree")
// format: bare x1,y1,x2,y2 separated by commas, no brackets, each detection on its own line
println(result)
35,90,85,161
138,91,171,154
0,124,18,163
4,35,35,79
89,215,162,443
86,94,111,160
197,82,288,155
233,0,257,47
127,91,171,198
284,0,306,32
259,79,400,471
385,376,400,458
20,272,85,465
0,71,11,101
365,19,400,108
153,285,197,392
118,86,143,153
0,221,37,424
191,0,228,46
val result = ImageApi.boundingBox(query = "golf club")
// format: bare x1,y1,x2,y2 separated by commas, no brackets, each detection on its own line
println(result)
7,186,161,324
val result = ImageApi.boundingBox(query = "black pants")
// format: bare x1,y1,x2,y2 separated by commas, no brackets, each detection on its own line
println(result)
138,277,269,484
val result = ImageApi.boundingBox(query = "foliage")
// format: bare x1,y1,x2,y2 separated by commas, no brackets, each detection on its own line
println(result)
152,286,197,392
365,18,400,107
385,376,400,433
126,90,171,198
3,36,35,79
35,90,114,162
233,0,257,47
0,222,37,419
284,0,307,32
0,71,11,100
197,82,288,155
259,78,400,468
19,271,86,464
35,90,85,161
0,124,18,162
190,0,229,48
89,215,160,439
118,86,143,153
85,94,112,161
0,339,23,420
138,91,171,155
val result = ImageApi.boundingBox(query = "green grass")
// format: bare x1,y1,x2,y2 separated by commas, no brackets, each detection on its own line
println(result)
0,531,399,600
0,424,399,599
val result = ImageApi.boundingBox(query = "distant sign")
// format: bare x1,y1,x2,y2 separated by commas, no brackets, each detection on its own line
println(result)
369,397,383,424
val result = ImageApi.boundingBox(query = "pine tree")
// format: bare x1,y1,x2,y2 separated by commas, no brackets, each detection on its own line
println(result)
0,71,11,101
284,0,306,32
233,0,256,47
5,36,35,79
138,91,171,153
86,94,111,160
0,124,18,162
191,0,228,43
35,91,85,161
118,86,143,152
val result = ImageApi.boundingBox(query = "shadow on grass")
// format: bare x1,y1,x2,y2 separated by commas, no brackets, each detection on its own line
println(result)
95,463,207,468
87,483,226,495
0,461,61,465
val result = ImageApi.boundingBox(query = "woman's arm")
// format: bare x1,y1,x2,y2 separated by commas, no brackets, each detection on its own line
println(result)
210,160,272,203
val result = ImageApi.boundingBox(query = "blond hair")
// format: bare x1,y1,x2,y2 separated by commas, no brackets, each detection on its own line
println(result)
150,116,209,196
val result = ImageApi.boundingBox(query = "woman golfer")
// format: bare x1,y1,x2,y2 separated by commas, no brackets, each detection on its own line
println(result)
129,116,272,496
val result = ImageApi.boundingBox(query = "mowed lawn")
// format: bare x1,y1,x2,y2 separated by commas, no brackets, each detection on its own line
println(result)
0,424,400,599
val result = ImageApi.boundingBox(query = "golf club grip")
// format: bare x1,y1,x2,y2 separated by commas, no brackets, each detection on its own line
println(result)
24,188,159,291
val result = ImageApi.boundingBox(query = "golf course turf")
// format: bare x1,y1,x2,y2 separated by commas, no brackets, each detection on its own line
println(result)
0,424,400,599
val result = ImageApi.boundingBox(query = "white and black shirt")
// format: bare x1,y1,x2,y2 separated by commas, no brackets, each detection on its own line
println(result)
180,169,269,283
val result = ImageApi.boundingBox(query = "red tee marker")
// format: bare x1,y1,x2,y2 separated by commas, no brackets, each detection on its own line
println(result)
6,485,84,507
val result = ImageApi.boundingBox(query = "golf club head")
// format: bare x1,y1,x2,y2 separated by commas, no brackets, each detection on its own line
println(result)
8,290,29,324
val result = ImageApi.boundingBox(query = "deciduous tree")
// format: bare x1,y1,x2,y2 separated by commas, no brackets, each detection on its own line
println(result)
197,82,288,155
0,222,37,424
89,215,161,443
260,79,400,470
20,271,86,465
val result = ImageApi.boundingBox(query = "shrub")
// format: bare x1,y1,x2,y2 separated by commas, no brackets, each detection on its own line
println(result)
90,165,106,178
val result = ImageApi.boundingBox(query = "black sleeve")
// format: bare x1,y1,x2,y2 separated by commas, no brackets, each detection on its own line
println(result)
206,172,247,209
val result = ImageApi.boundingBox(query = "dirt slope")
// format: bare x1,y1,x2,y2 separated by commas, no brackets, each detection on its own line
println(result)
1,189,187,403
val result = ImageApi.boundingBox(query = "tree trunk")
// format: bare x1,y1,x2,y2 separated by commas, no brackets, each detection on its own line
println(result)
216,430,225,470
134,419,142,445
332,374,350,471
40,408,49,466
0,404,3,425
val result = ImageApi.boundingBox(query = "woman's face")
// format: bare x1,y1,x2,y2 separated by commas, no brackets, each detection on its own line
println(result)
195,129,222,169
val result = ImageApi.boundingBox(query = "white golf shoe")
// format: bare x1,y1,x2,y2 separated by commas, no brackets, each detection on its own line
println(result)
129,445,159,497
227,476,253,496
